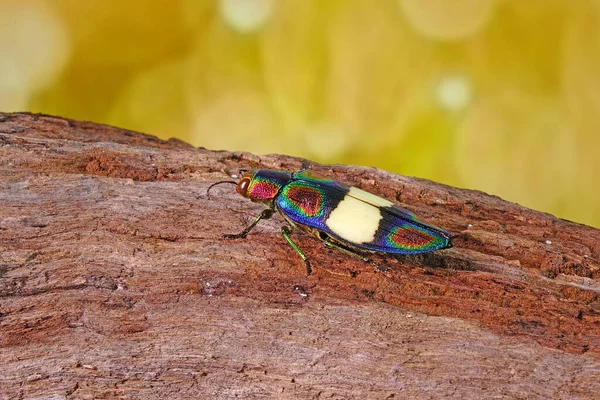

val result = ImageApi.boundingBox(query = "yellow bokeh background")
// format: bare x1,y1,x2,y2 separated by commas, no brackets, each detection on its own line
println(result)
2,0,599,228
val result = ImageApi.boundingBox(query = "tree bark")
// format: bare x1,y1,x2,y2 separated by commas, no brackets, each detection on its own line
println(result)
1,112,599,399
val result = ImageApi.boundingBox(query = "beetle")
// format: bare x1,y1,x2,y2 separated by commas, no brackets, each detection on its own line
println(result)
208,169,453,275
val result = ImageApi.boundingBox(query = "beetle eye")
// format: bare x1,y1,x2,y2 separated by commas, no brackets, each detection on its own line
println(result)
236,177,251,197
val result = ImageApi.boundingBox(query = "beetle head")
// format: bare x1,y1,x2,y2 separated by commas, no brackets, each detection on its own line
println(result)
235,175,252,197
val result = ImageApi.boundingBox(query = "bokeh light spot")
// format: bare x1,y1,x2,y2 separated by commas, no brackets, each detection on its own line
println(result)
219,0,275,33
436,75,472,111
399,0,496,41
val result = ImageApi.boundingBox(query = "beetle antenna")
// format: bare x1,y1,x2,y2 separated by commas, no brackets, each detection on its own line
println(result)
206,180,237,197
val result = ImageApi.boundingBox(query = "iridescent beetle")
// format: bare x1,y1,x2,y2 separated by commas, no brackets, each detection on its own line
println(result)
208,169,453,275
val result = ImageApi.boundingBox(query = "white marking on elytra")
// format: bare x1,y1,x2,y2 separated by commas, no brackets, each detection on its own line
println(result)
347,187,393,207
325,188,383,244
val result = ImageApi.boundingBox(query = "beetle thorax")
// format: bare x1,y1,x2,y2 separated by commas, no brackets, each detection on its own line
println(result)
245,170,293,201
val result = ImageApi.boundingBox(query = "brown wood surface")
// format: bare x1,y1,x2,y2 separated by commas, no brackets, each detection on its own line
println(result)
1,112,599,399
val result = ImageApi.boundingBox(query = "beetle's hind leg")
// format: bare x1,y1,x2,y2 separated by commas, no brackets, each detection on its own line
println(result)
224,209,274,239
322,236,389,273
281,225,312,276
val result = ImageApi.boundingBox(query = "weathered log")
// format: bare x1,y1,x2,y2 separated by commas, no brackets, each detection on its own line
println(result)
1,112,599,399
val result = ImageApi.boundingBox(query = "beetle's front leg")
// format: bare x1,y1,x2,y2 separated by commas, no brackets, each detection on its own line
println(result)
224,209,274,239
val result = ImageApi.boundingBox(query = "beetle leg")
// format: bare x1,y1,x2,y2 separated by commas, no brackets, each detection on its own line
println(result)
224,209,274,239
323,238,389,273
281,225,312,276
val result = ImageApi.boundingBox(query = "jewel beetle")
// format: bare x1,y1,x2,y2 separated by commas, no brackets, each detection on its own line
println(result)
208,169,453,275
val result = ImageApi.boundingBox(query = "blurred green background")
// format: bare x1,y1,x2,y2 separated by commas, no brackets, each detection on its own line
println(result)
1,0,598,228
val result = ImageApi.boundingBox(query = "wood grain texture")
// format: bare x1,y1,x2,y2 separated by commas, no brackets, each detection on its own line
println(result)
1,112,599,399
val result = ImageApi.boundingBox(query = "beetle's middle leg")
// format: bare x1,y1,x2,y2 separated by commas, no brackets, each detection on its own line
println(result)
281,225,312,276
224,208,273,239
